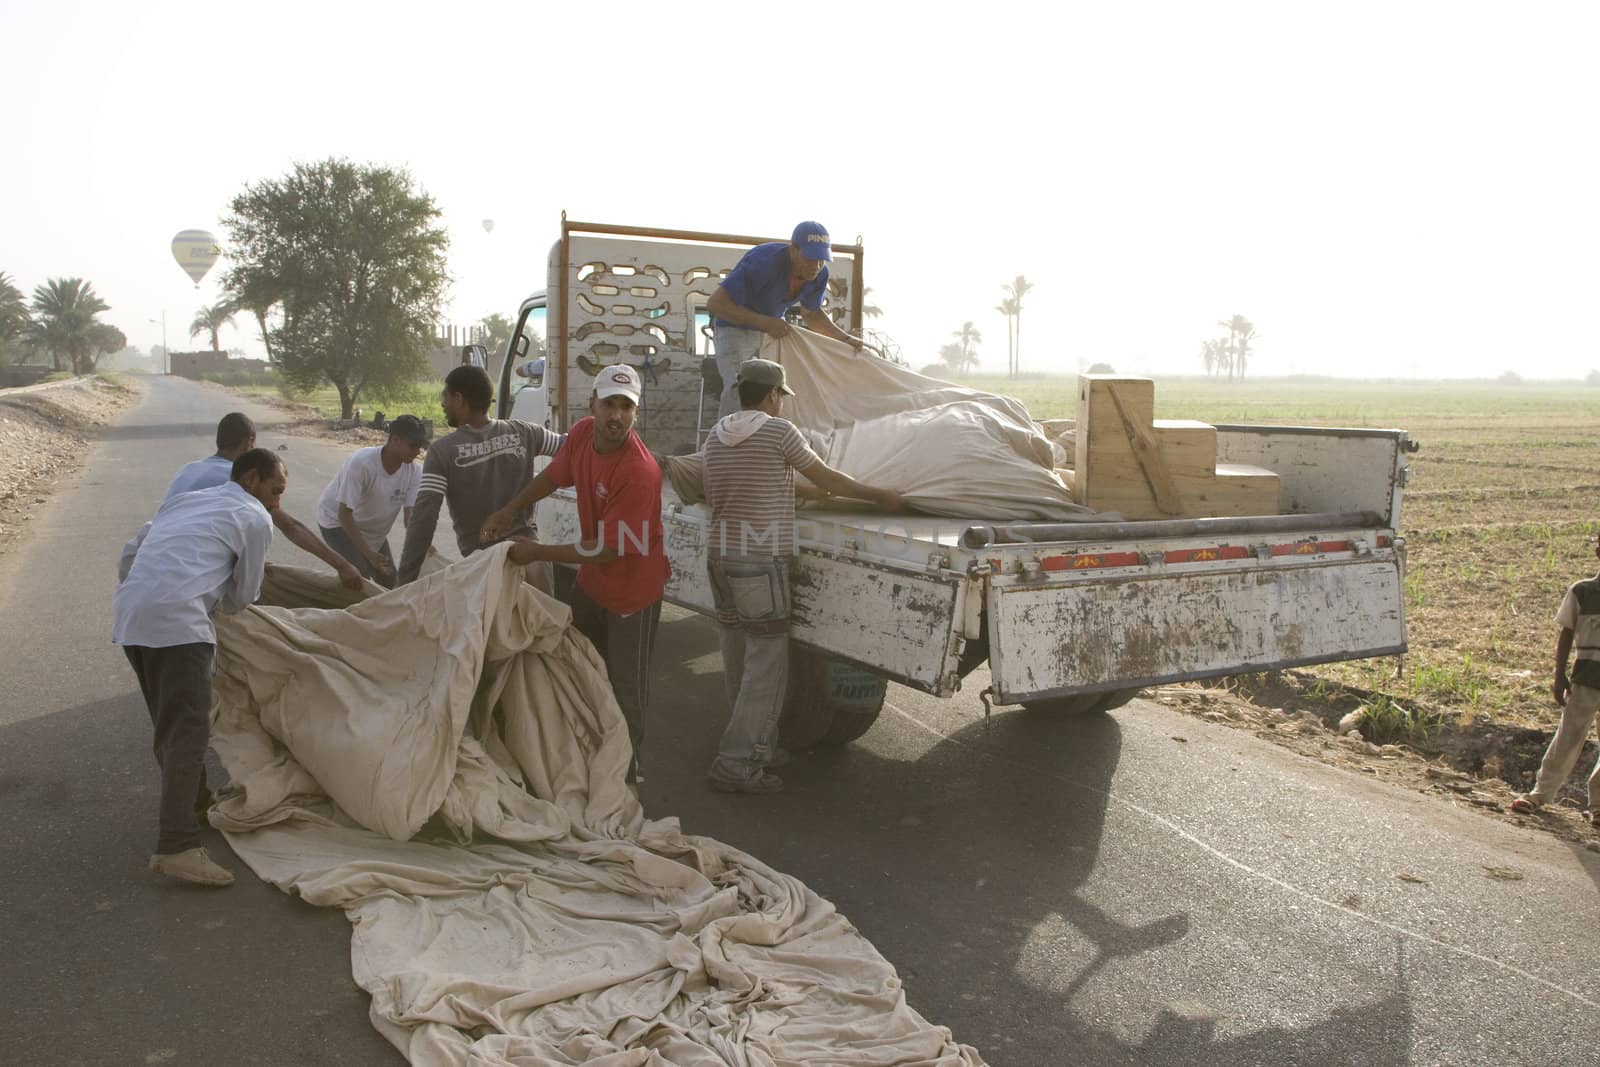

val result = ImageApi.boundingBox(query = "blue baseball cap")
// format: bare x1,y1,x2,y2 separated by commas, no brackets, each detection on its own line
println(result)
791,220,832,261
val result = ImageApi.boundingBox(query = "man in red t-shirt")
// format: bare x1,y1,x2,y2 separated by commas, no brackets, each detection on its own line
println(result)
482,364,669,784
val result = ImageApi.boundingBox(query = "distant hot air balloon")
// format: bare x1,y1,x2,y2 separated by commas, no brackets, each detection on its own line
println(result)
482,219,495,234
171,230,221,287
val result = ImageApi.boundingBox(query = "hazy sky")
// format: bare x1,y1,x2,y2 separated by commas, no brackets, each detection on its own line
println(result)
4,1,1599,379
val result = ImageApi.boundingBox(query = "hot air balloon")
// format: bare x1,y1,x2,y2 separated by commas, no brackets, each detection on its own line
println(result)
171,230,221,287
482,219,495,234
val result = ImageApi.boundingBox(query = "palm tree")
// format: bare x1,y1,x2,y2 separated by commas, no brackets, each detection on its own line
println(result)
189,300,238,351
0,272,27,344
950,321,982,374
995,294,1018,380
1217,314,1255,381
27,277,110,374
1003,275,1033,377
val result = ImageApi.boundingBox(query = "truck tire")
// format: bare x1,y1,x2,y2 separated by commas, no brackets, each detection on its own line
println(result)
781,650,888,749
1022,688,1141,715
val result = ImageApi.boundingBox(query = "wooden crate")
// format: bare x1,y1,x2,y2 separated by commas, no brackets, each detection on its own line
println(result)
1071,375,1279,519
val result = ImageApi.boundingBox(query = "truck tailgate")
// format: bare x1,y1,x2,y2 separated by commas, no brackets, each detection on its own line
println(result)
984,528,1405,702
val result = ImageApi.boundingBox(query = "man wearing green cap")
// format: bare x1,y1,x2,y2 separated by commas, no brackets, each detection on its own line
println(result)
705,221,869,419
701,357,901,794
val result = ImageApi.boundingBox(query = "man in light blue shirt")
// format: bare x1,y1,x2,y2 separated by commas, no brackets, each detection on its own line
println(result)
114,448,282,887
705,221,869,418
156,411,362,589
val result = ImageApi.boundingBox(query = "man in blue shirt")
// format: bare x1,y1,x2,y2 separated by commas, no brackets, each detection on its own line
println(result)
115,448,283,887
155,411,363,589
705,221,868,419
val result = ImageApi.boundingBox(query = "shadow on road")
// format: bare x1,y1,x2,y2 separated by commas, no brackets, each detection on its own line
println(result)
648,613,1417,1066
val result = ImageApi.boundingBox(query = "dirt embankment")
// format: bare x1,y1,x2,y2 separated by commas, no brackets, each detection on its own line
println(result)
0,375,143,554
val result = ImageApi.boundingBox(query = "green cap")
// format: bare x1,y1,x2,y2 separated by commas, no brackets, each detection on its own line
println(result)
736,358,795,396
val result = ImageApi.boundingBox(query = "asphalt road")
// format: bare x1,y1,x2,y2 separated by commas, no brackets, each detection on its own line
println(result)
3,376,1598,1066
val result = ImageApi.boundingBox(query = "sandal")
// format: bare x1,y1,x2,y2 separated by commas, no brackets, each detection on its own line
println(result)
1509,795,1541,815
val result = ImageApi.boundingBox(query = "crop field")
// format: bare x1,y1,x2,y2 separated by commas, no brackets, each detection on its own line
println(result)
966,373,1600,755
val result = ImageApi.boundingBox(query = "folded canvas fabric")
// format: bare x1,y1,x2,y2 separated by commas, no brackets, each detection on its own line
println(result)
210,548,985,1067
760,329,1103,522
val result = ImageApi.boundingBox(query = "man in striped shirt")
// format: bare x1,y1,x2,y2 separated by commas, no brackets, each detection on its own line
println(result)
702,358,901,794
397,365,565,585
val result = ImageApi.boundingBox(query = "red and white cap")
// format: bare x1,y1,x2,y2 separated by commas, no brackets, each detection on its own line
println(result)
594,363,642,404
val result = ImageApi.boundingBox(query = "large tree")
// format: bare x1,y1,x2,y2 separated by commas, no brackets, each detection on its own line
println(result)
1002,275,1032,377
222,159,449,418
189,301,238,351
26,277,114,374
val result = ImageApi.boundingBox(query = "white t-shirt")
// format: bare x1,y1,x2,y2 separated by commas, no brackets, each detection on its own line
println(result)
315,447,420,548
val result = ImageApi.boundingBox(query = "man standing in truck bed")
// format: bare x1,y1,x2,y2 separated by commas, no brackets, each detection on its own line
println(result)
396,365,565,585
705,220,870,419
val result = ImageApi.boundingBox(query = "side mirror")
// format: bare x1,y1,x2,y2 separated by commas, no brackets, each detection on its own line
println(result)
515,357,546,386
512,334,530,359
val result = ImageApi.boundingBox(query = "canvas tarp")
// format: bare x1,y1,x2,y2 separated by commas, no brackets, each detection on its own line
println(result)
754,329,1104,522
209,545,984,1067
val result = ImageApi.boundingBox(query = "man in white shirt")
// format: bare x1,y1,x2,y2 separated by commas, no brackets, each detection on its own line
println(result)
114,449,283,888
314,415,428,587
159,411,363,590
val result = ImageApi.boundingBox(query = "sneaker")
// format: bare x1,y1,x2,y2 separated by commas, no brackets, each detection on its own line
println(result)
708,771,784,795
149,847,235,887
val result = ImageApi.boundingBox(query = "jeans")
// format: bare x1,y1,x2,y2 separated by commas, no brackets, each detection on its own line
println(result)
1527,682,1600,809
713,325,765,420
320,525,395,588
569,585,661,783
123,643,214,855
707,553,790,781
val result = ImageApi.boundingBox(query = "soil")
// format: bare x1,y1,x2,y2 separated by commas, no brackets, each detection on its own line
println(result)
0,375,143,557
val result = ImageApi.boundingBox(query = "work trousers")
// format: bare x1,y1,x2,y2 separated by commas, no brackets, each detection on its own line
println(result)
1527,682,1600,810
569,585,661,783
707,553,791,783
122,643,214,855
712,325,765,420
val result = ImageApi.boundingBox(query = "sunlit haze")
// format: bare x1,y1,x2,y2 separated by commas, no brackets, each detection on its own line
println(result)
5,1,1598,379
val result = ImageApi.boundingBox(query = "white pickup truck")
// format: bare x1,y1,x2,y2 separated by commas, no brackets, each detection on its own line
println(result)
495,220,1413,744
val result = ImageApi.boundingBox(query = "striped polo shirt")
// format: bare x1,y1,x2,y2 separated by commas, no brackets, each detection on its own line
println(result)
702,415,822,558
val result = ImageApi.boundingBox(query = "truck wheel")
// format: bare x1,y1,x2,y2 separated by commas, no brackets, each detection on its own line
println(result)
781,650,888,749
1022,688,1140,715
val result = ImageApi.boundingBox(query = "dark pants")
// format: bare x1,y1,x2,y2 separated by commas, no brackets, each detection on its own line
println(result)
569,585,661,782
320,526,395,588
122,643,214,855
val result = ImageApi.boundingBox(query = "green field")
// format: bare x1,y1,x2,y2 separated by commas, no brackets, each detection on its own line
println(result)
228,377,444,423
968,373,1600,748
